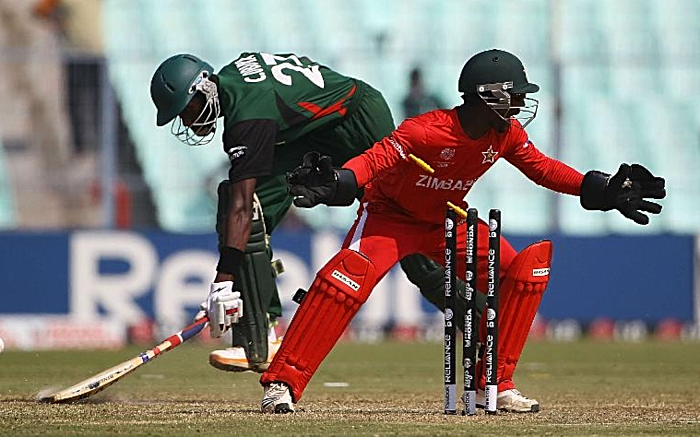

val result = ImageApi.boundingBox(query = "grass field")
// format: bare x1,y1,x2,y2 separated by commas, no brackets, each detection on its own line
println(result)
1,340,700,436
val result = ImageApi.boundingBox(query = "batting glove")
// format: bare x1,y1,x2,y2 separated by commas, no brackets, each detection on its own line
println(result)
196,281,243,338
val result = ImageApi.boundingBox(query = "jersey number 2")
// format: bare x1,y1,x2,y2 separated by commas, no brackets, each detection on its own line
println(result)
261,53,325,89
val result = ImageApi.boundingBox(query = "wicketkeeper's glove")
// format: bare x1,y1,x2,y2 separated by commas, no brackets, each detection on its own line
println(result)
580,163,666,225
286,151,358,208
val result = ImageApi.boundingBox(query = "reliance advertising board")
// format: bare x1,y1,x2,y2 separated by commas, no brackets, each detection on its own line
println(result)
0,230,697,349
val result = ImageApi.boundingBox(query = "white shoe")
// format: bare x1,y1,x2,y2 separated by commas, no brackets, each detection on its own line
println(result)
476,388,540,413
209,337,282,373
261,382,295,414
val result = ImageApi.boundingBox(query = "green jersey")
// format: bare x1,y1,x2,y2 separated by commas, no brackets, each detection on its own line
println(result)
216,52,369,183
218,52,366,142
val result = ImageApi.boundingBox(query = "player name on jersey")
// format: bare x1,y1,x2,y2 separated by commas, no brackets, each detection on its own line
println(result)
235,54,266,83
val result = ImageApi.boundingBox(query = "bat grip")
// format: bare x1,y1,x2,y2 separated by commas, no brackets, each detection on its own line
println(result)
180,307,238,341
180,317,208,341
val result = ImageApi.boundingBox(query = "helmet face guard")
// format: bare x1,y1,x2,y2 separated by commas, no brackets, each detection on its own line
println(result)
170,71,221,146
476,81,539,128
458,49,540,129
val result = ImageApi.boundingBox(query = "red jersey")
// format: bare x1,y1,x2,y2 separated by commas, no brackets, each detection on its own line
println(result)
343,109,583,224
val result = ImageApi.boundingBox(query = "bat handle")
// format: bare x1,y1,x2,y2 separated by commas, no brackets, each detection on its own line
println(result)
181,307,239,341
180,317,209,341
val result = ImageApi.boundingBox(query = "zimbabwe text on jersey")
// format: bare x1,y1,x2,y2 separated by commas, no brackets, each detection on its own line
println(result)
415,174,476,191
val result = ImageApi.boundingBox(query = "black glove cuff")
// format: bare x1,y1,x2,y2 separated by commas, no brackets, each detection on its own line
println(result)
327,168,359,206
580,170,613,211
217,246,244,275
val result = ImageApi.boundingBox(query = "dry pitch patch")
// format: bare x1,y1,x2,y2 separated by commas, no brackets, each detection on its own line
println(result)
1,341,700,436
3,397,700,436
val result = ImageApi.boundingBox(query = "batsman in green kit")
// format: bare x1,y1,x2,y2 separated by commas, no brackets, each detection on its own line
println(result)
150,52,486,372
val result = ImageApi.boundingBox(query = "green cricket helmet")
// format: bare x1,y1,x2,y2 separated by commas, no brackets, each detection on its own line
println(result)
150,54,220,146
458,49,540,127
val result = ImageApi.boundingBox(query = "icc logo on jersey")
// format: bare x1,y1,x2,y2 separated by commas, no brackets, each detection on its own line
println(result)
440,148,455,160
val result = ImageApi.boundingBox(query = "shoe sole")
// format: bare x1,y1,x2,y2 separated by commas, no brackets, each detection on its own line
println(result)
208,356,269,373
476,403,540,413
274,403,294,414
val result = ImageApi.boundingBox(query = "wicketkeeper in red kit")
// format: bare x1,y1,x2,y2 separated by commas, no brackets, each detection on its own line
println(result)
259,49,667,414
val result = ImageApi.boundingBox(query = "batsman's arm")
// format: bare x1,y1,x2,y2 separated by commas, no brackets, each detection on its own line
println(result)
215,178,256,282
217,119,277,280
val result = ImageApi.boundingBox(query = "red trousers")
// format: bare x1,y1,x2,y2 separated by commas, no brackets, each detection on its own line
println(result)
343,203,517,292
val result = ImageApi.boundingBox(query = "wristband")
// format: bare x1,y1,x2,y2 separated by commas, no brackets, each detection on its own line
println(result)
217,246,245,274
328,168,359,206
580,170,612,211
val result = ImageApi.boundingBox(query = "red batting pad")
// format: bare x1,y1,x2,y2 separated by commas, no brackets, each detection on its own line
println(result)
478,240,552,391
261,249,378,402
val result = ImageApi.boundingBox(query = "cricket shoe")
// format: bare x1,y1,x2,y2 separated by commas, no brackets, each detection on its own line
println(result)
261,382,295,414
209,337,282,373
476,388,540,413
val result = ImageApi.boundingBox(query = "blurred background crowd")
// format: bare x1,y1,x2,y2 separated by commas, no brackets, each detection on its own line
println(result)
1,0,698,235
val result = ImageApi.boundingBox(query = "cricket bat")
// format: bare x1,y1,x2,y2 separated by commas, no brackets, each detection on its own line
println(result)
39,315,214,404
